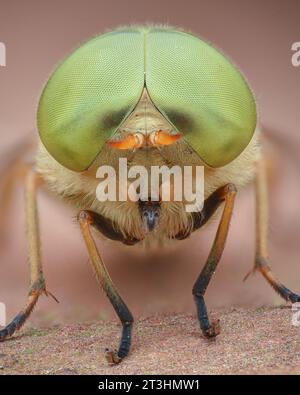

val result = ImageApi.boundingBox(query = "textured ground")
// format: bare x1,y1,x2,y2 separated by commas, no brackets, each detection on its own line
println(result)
0,306,299,375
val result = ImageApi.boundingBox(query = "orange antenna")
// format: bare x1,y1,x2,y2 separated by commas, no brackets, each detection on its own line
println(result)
108,133,144,150
150,130,181,147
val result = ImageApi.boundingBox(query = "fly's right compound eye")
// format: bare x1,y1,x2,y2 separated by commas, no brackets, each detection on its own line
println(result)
37,29,145,172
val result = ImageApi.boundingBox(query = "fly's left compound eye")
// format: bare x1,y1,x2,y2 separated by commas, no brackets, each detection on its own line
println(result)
37,29,145,172
145,28,257,167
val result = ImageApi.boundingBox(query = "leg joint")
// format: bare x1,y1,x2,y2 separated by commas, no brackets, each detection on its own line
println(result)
29,277,46,296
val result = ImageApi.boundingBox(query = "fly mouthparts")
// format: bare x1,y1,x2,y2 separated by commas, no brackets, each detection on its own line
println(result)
138,199,161,233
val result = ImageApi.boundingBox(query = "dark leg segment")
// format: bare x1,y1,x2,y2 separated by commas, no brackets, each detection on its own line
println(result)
83,210,140,245
192,184,237,338
78,210,134,364
175,184,232,240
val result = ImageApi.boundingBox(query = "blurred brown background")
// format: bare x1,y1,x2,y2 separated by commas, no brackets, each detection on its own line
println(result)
0,0,299,326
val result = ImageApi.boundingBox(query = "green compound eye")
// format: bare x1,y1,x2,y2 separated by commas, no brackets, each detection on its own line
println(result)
37,29,145,171
145,28,257,168
37,26,256,171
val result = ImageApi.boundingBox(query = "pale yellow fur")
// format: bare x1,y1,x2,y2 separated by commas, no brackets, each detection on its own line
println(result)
35,128,261,245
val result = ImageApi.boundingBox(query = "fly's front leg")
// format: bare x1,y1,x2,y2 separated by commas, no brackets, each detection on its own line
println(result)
244,155,300,303
0,169,57,341
77,210,136,364
192,184,237,338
